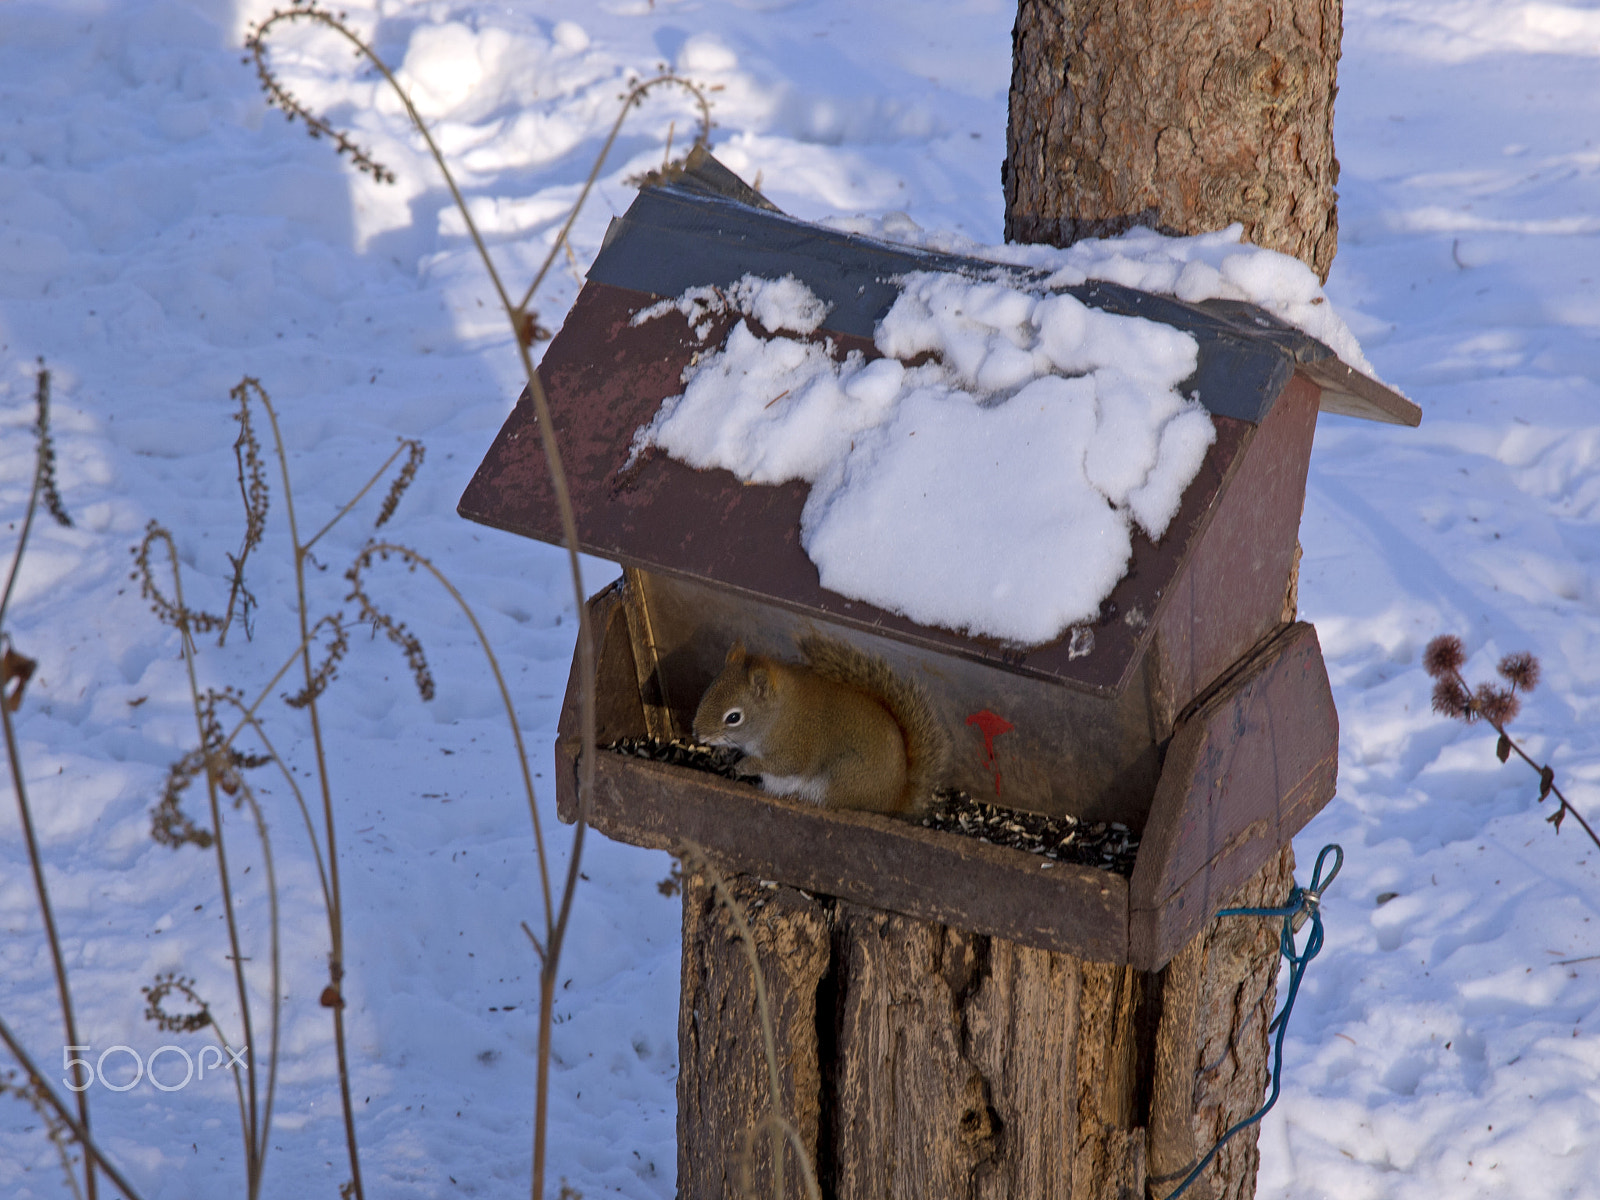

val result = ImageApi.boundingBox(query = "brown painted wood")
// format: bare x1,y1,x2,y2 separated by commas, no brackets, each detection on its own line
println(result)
563,746,1129,963
1004,0,1343,282
1130,623,1337,967
1150,373,1322,724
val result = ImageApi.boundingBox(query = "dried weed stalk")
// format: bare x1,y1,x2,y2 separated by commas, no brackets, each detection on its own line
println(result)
281,614,350,709
137,527,282,1200
132,377,430,1200
374,438,424,530
1,360,101,1200
220,378,271,645
1424,634,1600,850
246,8,714,1196
343,551,435,702
0,1065,83,1200
0,1015,147,1200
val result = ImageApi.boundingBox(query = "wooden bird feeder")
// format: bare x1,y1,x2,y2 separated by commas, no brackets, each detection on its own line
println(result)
459,150,1417,1200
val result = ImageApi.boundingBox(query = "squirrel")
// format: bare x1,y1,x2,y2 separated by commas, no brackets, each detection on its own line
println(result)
692,634,950,815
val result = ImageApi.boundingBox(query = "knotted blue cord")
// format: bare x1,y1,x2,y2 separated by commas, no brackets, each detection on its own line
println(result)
1159,843,1343,1200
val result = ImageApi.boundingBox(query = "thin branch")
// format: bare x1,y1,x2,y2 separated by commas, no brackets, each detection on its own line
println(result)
212,692,335,922
2,680,97,1200
514,73,713,317
1,358,96,1200
0,1015,143,1200
250,379,365,1200
303,437,418,556
143,529,263,1192
350,543,551,923
1424,635,1600,853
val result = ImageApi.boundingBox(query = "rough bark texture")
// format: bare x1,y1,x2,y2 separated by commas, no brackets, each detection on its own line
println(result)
678,844,1294,1200
1147,844,1295,1200
678,875,831,1199
1004,0,1342,280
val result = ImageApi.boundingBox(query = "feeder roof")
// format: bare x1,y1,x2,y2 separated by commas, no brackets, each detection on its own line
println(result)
459,151,1417,693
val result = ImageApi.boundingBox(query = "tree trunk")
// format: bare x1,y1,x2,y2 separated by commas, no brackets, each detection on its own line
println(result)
1004,0,1342,281
677,845,1293,1200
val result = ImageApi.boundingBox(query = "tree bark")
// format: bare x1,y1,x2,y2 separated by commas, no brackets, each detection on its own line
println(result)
677,844,1293,1200
1004,0,1342,281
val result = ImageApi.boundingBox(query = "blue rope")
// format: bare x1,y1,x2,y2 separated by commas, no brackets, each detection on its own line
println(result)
1159,843,1343,1200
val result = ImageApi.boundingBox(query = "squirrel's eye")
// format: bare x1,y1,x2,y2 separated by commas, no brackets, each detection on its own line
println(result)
723,709,743,727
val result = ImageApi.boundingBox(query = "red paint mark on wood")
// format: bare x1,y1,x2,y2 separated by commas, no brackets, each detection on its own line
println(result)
966,709,1015,797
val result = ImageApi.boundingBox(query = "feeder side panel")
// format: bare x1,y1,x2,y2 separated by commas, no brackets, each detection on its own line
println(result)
553,585,646,824
1150,372,1321,716
1128,621,1338,968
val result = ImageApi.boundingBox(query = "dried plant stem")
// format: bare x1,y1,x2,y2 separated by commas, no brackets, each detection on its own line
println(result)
1,370,96,1200
1488,715,1600,850
1,363,72,630
209,770,284,1189
514,355,594,1200
143,529,267,1197
2,682,98,1200
739,1116,823,1200
357,543,577,1181
219,616,343,752
220,378,270,647
352,545,551,918
1435,659,1600,853
0,477,40,633
512,73,712,316
249,386,365,1200
302,437,419,556
251,6,513,315
0,1016,143,1200
249,12,713,1196
214,693,335,922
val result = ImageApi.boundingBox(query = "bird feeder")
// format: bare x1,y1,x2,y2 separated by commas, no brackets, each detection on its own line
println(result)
459,149,1417,1200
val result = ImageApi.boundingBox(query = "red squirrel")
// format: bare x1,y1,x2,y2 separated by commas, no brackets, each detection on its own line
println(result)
692,636,949,815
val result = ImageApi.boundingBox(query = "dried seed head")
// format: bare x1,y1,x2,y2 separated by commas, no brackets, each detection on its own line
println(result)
1497,651,1540,693
1431,677,1474,721
1423,635,1466,679
1474,683,1521,727
142,973,211,1034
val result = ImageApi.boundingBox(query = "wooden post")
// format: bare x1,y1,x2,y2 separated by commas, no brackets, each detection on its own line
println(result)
678,845,1293,1199
1003,0,1343,281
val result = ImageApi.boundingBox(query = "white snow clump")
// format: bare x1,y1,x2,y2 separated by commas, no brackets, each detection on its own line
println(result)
632,271,1213,646
823,216,1380,379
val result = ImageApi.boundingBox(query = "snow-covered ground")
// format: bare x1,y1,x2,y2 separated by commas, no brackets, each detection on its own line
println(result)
3,0,1599,1197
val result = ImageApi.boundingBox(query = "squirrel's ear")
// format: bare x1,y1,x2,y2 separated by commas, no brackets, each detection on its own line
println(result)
748,664,773,698
726,641,747,667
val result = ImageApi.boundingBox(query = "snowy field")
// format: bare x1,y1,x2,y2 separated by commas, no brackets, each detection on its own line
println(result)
3,0,1600,1197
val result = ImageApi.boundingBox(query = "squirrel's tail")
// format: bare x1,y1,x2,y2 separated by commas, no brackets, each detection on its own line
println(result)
799,635,950,815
